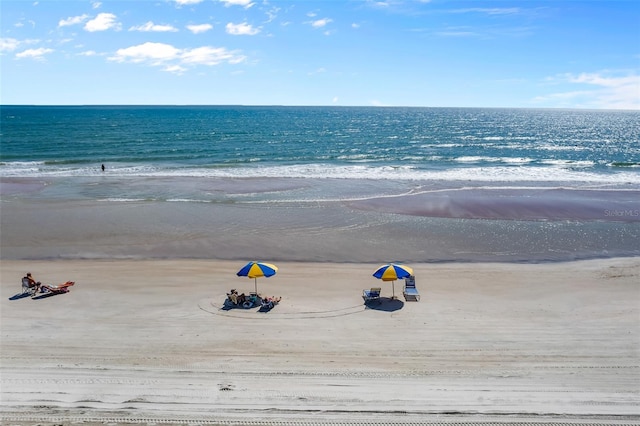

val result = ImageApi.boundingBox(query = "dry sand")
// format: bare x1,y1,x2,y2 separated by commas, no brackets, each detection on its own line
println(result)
1,258,639,425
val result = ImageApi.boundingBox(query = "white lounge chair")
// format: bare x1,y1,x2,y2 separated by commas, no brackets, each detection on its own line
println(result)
403,276,420,301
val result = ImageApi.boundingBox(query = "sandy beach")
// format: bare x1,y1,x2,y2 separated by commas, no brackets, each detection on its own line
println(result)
1,257,638,425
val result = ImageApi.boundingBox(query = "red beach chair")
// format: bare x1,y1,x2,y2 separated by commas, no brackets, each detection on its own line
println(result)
39,281,75,295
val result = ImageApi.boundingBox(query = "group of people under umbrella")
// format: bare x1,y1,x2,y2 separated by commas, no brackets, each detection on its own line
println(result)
234,261,413,305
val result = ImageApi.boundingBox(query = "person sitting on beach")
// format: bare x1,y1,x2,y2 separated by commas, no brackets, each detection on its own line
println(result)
227,289,239,304
23,272,41,291
237,293,247,305
261,296,281,308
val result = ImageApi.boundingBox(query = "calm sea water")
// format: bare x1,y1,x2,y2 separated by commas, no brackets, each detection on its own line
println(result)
1,106,639,262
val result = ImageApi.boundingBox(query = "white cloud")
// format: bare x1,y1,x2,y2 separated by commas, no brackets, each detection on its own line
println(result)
226,22,260,35
130,21,178,32
164,64,187,75
451,8,521,16
434,24,533,39
58,14,89,27
220,0,254,9
1,37,40,53
310,18,332,29
110,42,180,64
536,72,640,110
435,29,478,37
181,46,245,65
265,6,280,23
108,42,246,71
78,50,97,56
0,37,20,52
16,19,36,29
368,1,390,9
566,72,634,88
187,23,213,34
308,67,326,75
15,47,54,60
569,72,640,110
84,13,120,32
175,0,204,5
13,18,36,28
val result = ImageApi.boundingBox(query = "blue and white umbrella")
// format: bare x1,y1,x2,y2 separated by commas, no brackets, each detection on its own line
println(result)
237,261,278,293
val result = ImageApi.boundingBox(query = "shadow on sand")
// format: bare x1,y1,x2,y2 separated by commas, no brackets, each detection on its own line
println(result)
31,292,64,300
220,301,277,313
220,300,259,311
364,297,404,312
8,292,32,301
221,301,244,311
9,291,66,301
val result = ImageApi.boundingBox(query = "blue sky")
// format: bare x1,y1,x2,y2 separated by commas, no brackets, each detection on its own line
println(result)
1,0,639,109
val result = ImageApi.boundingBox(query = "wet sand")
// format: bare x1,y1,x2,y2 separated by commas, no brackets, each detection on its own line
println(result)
1,186,639,262
348,187,640,222
1,258,639,425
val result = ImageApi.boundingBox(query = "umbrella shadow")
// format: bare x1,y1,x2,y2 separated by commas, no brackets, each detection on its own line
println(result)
364,297,404,312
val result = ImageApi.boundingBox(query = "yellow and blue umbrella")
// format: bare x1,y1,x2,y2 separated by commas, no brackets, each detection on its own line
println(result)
372,263,414,299
237,261,278,294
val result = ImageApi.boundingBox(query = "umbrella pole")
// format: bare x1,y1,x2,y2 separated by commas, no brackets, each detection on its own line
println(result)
254,278,258,294
392,281,395,299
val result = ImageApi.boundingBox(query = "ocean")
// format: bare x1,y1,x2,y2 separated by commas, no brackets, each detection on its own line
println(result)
2,106,640,182
1,105,639,262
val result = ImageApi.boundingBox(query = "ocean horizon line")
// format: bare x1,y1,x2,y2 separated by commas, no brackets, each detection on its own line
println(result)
2,104,639,112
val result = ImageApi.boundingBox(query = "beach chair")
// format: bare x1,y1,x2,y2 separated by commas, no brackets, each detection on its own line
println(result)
363,287,381,303
403,276,420,301
22,277,39,296
39,281,75,295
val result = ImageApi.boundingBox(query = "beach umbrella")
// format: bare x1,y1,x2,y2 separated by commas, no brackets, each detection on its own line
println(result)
236,261,278,294
372,263,414,299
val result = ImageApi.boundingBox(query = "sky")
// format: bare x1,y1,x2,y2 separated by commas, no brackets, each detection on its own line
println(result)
1,0,639,109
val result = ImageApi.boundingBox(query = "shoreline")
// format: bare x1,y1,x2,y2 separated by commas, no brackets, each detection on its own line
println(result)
2,253,640,264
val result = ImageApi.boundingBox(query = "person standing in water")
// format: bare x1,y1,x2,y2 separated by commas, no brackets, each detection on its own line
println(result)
101,164,105,172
